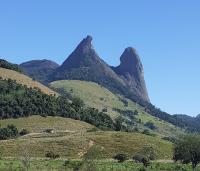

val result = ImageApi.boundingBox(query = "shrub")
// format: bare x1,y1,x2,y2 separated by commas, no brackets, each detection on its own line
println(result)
162,136,177,143
45,151,60,159
139,167,147,171
142,129,151,135
113,153,127,163
44,129,54,133
144,121,157,130
0,124,18,140
19,129,29,136
133,154,145,163
102,108,107,112
133,154,150,167
63,160,70,166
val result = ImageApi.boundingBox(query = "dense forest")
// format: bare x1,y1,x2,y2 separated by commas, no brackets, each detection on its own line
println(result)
0,78,116,130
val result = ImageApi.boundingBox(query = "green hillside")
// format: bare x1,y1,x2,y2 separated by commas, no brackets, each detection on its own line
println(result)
0,115,173,159
50,80,184,138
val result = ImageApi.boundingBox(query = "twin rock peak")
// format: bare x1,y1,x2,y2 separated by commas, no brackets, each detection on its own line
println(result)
22,35,150,103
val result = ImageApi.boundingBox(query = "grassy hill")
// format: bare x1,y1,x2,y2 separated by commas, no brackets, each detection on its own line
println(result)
50,80,184,138
0,67,57,96
0,115,173,159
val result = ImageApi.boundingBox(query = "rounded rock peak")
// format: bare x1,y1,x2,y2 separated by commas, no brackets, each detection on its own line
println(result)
124,47,137,53
120,47,140,64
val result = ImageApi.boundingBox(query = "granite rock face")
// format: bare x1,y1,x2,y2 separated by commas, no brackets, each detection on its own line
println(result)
21,35,150,103
50,36,127,95
112,47,149,102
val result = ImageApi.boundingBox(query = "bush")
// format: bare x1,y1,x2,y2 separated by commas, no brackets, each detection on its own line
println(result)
19,129,29,136
113,153,127,163
142,129,151,135
0,124,18,140
102,108,107,112
133,154,145,163
133,154,150,167
63,160,70,166
144,121,157,130
162,136,177,143
45,151,60,159
139,167,147,171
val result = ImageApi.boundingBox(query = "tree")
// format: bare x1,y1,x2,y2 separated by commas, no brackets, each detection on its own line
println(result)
173,134,200,170
72,97,84,109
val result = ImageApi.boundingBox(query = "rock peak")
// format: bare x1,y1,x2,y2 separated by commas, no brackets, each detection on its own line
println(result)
124,47,137,53
76,35,93,52
112,47,150,102
120,47,141,72
85,35,93,42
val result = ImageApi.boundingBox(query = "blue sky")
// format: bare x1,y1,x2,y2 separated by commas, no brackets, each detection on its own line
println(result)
0,0,200,116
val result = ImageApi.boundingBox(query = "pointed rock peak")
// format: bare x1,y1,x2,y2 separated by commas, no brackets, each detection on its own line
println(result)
77,35,93,51
85,35,93,43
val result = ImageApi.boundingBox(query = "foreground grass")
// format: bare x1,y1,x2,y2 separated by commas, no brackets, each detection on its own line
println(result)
0,159,199,171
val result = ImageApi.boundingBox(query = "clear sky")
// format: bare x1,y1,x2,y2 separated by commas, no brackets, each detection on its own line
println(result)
0,0,200,116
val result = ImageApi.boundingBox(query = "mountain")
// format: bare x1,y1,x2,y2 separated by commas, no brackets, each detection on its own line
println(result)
20,59,59,83
111,47,149,102
49,35,149,103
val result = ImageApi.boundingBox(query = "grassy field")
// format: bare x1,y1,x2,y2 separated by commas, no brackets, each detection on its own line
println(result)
50,80,184,138
0,116,172,159
0,159,198,171
0,67,57,96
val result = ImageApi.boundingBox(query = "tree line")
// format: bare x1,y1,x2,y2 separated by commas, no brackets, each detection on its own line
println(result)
0,59,22,73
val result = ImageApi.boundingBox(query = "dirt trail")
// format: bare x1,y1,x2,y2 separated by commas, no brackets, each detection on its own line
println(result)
78,140,94,157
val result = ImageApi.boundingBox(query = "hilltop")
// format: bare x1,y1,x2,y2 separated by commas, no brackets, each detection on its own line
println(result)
0,67,57,96
20,59,59,84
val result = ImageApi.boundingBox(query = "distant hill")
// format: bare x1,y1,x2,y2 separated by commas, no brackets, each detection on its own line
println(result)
0,67,57,96
20,59,59,84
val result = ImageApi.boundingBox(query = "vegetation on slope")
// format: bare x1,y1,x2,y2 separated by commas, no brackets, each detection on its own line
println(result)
0,67,57,96
0,115,173,159
50,80,184,138
0,78,117,130
0,59,22,73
